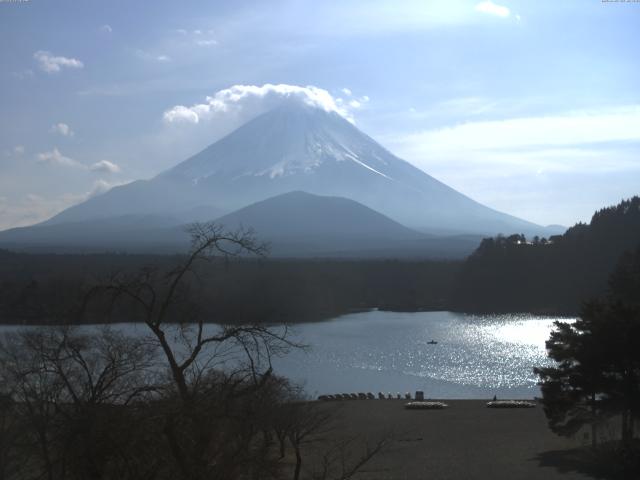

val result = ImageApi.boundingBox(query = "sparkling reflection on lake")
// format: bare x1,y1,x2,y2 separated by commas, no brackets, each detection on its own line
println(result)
271,310,573,399
0,311,573,399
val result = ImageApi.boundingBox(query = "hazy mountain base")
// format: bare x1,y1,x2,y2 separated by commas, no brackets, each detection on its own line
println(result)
0,192,484,259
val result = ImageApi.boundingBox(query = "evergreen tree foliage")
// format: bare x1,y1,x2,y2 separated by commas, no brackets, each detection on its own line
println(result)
535,245,640,450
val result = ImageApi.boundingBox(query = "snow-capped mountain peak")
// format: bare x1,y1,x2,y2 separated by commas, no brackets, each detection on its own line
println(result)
164,103,397,183
44,101,547,236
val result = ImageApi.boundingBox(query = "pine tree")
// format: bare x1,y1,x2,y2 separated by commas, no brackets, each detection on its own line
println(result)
535,246,640,450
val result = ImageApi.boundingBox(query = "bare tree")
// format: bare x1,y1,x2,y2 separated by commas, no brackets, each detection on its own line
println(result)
81,223,303,480
310,435,390,480
0,393,19,480
82,224,294,397
0,223,390,480
0,326,158,480
287,402,334,480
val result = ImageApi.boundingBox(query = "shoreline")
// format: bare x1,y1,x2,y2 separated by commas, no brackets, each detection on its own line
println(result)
0,307,577,327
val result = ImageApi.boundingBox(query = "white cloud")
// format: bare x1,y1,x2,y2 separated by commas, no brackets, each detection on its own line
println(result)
13,145,25,155
36,148,84,169
11,69,34,80
195,39,218,46
0,180,131,230
89,160,121,174
88,179,120,197
135,49,171,62
34,50,84,73
58,179,127,207
0,194,59,229
433,97,498,116
341,88,352,96
399,105,640,153
99,24,112,33
380,105,640,227
175,28,216,36
50,122,74,137
163,105,201,123
163,83,364,125
0,192,82,230
173,28,217,46
475,1,510,18
342,94,369,110
276,2,476,37
385,105,640,180
37,150,122,174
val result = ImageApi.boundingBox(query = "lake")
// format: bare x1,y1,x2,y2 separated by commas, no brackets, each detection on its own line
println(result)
271,310,570,399
0,310,571,399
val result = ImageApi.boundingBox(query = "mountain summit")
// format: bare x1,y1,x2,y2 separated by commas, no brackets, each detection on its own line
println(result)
44,102,545,235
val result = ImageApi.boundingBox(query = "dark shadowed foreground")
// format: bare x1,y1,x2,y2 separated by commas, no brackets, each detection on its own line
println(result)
316,400,596,480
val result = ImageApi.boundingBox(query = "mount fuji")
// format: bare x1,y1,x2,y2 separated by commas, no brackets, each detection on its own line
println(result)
0,102,560,255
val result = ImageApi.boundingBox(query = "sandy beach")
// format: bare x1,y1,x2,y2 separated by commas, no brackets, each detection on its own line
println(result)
314,399,595,480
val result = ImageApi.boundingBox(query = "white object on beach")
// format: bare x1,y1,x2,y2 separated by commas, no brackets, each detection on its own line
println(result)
486,400,536,408
404,401,448,410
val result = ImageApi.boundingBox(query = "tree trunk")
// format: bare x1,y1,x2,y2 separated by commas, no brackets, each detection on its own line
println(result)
37,427,55,480
622,409,630,448
280,440,286,459
163,414,193,480
276,431,286,459
293,444,302,480
262,429,272,450
590,393,597,448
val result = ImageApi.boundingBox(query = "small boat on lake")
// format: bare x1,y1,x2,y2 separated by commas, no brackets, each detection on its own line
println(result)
427,340,438,345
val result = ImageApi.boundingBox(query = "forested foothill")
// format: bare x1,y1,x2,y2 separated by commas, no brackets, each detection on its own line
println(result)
452,196,640,315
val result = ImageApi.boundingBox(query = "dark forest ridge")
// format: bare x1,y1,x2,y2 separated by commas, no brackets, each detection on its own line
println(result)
453,196,640,314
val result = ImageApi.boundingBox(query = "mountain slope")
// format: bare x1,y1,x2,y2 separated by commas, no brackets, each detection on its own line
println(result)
214,191,428,256
44,103,549,236
216,191,423,240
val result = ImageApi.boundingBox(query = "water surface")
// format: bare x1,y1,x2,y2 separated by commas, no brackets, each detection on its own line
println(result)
0,310,571,399
271,310,570,399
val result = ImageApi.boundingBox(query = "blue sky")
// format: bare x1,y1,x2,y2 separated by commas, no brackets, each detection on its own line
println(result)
1,0,639,230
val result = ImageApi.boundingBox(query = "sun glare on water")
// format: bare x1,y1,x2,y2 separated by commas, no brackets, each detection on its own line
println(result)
489,317,568,348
